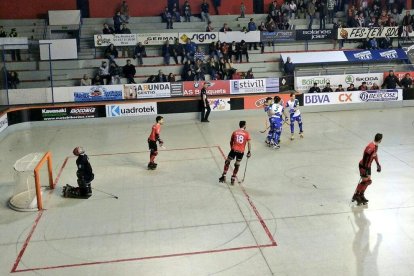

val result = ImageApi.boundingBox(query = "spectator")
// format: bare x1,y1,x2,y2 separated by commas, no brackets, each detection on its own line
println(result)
240,1,246,18
297,0,306,19
318,0,327,29
147,75,156,83
333,20,345,49
98,61,111,84
120,23,131,57
194,59,206,81
104,44,119,64
370,83,380,90
368,38,378,49
258,21,267,53
155,70,167,82
7,71,19,89
109,61,121,84
9,28,21,61
218,57,226,79
0,26,7,37
401,73,412,88
308,82,321,93
327,0,335,23
307,0,316,30
335,84,345,92
268,1,278,20
80,74,92,86
224,60,236,79
248,18,258,50
201,0,211,22
220,42,230,61
288,0,297,19
162,40,173,65
185,39,197,62
133,42,146,66
347,83,357,91
283,56,295,76
206,21,214,32
220,23,232,33
183,69,195,81
194,46,206,62
113,11,122,33
162,7,173,29
167,73,176,82
207,57,219,80
120,1,130,23
183,0,192,22
102,23,114,34
245,69,254,79
402,10,413,41
238,40,249,63
173,38,185,64
172,7,181,22
358,82,368,91
92,74,104,85
382,70,401,89
182,60,194,79
322,82,333,92
232,68,242,79
229,41,238,62
123,59,136,84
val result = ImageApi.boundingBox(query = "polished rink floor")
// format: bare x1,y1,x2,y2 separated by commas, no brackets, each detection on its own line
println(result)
0,107,413,276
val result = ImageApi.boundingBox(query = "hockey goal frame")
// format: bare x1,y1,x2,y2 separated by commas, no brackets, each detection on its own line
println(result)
33,152,54,210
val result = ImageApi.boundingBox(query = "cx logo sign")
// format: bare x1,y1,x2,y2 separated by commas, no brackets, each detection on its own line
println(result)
339,93,352,102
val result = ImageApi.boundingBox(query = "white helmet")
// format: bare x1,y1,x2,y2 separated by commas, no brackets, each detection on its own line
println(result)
73,146,85,156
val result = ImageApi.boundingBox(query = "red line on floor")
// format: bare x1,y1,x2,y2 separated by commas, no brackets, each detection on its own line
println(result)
10,211,44,273
216,146,277,246
10,145,276,273
13,243,275,273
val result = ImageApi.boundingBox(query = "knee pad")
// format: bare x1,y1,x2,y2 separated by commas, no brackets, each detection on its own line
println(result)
365,179,372,185
225,159,231,166
151,150,158,156
235,160,241,167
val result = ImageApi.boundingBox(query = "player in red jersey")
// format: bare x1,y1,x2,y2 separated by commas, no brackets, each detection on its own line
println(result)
147,116,164,170
219,121,251,185
352,133,383,205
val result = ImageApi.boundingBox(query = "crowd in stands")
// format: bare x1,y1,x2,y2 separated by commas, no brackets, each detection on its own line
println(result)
307,70,411,93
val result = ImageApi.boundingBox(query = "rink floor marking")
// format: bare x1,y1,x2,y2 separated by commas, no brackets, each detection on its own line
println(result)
11,146,276,273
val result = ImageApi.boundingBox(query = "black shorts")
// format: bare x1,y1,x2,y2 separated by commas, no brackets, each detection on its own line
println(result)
359,163,371,177
148,139,157,151
228,150,244,161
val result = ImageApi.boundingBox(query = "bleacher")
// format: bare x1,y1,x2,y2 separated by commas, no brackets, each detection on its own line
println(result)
0,13,408,89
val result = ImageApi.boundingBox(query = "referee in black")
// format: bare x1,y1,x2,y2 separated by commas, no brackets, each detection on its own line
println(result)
200,82,211,122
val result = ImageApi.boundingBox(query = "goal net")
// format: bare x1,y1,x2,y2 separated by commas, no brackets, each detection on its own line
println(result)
8,152,54,211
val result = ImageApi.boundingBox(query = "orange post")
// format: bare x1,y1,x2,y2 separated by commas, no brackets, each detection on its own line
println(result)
33,152,54,210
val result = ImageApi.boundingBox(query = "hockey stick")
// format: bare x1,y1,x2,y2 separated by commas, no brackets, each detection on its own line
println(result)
238,157,249,184
92,187,119,199
259,126,270,133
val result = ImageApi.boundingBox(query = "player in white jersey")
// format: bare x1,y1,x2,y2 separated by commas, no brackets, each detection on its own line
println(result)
263,97,274,146
268,96,284,149
285,92,303,140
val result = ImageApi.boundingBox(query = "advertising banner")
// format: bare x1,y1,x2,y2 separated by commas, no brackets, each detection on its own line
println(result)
344,49,409,62
401,42,414,64
208,98,231,111
260,31,295,42
303,89,402,106
266,78,280,93
296,29,334,40
137,33,178,45
218,31,260,43
123,83,171,99
295,73,383,92
94,34,137,47
183,81,230,96
170,82,183,97
41,106,98,121
337,27,399,39
0,113,8,133
106,103,157,117
281,51,348,64
244,94,291,109
178,32,219,44
0,37,29,50
231,79,266,94
73,85,123,102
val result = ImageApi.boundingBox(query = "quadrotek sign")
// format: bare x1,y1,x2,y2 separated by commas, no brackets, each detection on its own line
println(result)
106,103,157,117
304,89,402,106
123,83,171,99
0,113,8,133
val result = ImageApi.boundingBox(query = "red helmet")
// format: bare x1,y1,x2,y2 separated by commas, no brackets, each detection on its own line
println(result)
73,147,85,156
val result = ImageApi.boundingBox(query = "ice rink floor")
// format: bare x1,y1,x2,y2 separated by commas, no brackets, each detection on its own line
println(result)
0,107,414,276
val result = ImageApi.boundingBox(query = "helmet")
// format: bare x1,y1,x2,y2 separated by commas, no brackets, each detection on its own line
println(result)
73,146,85,156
